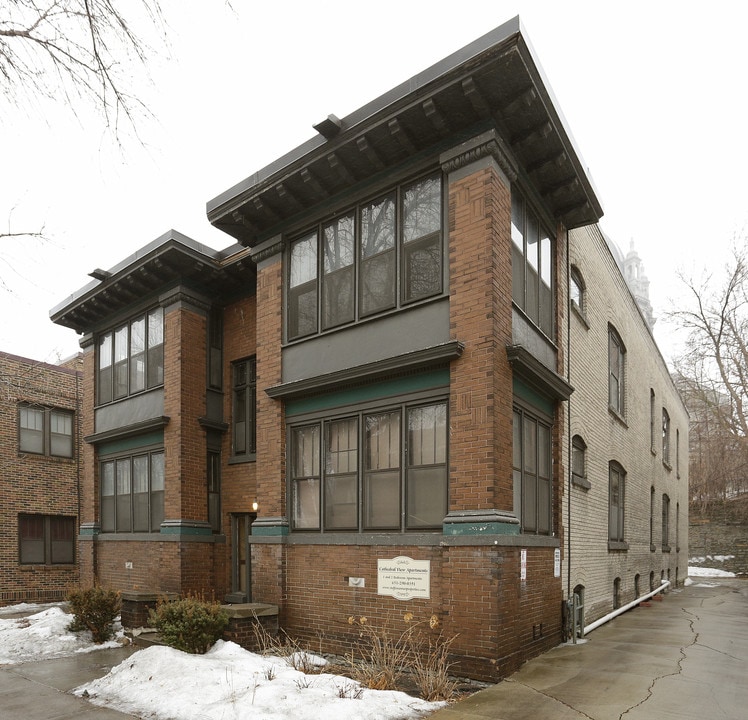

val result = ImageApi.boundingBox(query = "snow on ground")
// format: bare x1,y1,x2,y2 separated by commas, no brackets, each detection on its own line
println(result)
0,605,123,664
0,604,443,720
75,641,443,720
688,565,736,578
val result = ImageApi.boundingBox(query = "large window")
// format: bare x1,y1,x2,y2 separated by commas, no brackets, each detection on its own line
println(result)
19,514,75,564
290,399,447,532
19,405,74,458
97,307,164,404
511,190,554,336
287,174,443,341
101,450,164,533
608,462,626,544
232,358,256,458
513,407,552,535
608,326,625,416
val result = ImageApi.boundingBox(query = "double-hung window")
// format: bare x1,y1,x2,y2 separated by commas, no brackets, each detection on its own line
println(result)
608,326,625,416
287,174,443,341
19,514,76,564
97,307,164,404
662,493,670,550
608,462,626,544
513,407,552,534
290,399,447,532
101,450,164,533
19,405,74,458
511,190,554,336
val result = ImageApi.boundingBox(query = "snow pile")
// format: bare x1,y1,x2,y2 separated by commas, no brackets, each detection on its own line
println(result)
0,605,123,664
75,640,443,720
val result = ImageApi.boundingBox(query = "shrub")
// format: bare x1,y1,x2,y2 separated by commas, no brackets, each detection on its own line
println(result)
149,595,229,654
67,585,121,643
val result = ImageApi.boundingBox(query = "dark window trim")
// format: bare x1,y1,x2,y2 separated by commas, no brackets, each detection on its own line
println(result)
18,514,76,565
288,392,449,534
285,172,445,344
99,447,165,534
18,403,75,458
96,306,164,406
231,357,257,460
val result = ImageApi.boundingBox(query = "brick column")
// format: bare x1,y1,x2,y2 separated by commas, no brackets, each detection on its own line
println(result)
442,131,517,533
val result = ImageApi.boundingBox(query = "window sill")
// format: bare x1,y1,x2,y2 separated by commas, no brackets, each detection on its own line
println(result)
608,407,628,428
662,461,672,472
571,302,590,329
228,454,256,465
650,543,656,552
571,474,591,490
608,540,629,552
662,545,672,553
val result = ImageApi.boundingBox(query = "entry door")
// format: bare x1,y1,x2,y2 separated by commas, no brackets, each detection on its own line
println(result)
231,514,254,601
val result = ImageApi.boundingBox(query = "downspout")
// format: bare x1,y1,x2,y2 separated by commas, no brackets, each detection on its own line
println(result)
584,581,670,635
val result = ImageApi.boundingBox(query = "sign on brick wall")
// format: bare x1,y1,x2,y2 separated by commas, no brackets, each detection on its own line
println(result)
377,556,430,600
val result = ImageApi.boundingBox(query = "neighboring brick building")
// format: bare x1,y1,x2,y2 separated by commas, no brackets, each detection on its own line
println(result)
565,225,688,629
0,351,82,606
50,18,685,680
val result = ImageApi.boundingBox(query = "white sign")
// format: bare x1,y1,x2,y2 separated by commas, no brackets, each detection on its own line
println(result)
554,548,561,578
520,549,527,581
377,556,431,600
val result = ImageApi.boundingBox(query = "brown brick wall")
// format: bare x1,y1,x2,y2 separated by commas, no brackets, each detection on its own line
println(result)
447,165,514,514
0,352,82,606
255,259,285,520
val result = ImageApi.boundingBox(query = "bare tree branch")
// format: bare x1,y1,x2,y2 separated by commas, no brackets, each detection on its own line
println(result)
669,239,748,510
1,0,166,137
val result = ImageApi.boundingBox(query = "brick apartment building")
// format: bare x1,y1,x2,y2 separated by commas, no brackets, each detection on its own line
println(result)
50,18,686,680
0,351,82,606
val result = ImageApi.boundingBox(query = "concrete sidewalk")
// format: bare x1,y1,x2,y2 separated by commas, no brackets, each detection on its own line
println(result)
1,579,745,719
430,577,748,720
0,646,139,719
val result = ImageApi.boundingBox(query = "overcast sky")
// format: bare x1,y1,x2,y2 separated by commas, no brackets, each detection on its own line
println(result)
2,0,746,364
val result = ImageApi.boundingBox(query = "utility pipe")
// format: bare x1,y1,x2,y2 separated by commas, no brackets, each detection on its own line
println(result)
584,580,670,635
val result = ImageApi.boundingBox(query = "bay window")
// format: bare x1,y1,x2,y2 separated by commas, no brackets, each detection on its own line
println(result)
287,174,443,341
290,399,447,532
97,307,164,404
101,450,164,533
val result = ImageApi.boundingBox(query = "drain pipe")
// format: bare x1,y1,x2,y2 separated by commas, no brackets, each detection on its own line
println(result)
584,580,670,635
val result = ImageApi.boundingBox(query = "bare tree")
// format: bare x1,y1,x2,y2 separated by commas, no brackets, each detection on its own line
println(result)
670,240,748,510
1,0,165,135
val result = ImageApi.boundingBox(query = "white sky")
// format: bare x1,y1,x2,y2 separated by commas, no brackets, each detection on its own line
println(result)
2,0,747,364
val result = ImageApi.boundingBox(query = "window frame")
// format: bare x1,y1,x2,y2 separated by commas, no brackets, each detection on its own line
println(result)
662,408,671,467
100,448,165,534
231,357,257,460
286,173,444,343
96,306,164,406
288,395,448,534
18,404,74,458
511,188,556,337
18,514,76,565
571,434,590,490
608,326,625,417
608,461,627,547
513,405,553,535
662,493,671,551
570,266,585,315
